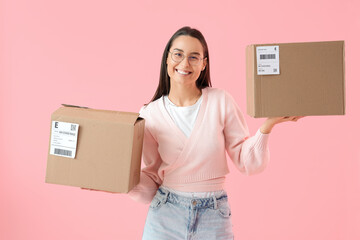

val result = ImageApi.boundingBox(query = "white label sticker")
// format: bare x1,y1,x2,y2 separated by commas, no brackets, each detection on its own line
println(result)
50,121,79,158
256,46,280,75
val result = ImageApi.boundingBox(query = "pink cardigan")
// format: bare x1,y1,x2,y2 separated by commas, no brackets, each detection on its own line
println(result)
129,87,270,204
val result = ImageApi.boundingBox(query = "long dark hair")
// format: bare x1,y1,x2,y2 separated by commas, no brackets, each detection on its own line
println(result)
149,26,212,103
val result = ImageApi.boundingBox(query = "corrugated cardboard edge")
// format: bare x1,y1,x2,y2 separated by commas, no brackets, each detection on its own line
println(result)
246,45,256,117
126,118,145,192
254,45,263,118
45,112,55,184
45,107,68,185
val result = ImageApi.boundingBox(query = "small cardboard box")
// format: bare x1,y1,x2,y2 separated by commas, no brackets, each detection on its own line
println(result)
45,105,145,193
246,40,345,118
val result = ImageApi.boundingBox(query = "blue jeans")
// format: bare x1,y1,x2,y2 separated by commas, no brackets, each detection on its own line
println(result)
142,187,234,240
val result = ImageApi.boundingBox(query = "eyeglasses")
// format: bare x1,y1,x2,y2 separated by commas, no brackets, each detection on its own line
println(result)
168,51,206,66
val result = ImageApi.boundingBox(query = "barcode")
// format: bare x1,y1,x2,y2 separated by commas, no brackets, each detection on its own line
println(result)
54,148,72,156
71,124,76,131
260,54,276,60
273,68,278,72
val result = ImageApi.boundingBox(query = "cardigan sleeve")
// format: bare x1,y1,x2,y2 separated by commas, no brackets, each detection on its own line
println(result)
128,106,163,204
223,91,270,175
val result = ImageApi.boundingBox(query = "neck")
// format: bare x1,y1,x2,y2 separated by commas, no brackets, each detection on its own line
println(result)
168,84,202,107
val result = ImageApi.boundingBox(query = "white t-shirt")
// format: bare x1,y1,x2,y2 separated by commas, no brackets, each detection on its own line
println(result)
163,94,203,138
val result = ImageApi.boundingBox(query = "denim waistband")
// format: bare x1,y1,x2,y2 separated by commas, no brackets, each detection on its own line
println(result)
156,186,228,210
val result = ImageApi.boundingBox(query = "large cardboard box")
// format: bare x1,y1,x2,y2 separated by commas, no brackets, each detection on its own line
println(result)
246,40,345,118
45,105,145,193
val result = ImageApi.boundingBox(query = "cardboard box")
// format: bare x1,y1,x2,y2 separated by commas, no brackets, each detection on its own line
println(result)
45,105,145,193
246,40,345,118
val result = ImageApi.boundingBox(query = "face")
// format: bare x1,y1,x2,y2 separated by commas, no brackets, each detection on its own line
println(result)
166,35,207,88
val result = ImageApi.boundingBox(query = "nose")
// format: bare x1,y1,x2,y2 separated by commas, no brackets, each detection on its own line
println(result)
178,56,191,67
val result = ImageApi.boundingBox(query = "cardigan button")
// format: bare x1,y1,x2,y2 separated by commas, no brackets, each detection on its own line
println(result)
192,200,197,206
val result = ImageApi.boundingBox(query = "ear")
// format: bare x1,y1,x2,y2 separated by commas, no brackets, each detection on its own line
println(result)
202,58,207,71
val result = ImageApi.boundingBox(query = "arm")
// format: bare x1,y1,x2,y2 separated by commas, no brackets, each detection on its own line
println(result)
223,91,270,175
128,109,163,204
224,92,305,175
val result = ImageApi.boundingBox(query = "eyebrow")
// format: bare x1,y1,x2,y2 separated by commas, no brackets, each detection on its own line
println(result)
173,48,201,55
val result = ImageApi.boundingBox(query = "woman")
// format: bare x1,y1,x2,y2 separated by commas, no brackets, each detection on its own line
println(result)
128,26,304,239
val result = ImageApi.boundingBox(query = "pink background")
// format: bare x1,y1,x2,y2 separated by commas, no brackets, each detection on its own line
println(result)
1,0,359,239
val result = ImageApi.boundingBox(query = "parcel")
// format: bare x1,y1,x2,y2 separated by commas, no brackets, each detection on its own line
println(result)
45,105,145,193
246,40,345,118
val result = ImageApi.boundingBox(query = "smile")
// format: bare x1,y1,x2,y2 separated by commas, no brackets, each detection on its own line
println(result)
176,69,192,75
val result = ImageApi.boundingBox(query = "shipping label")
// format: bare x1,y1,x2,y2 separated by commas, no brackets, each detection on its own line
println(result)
256,46,280,75
50,121,79,158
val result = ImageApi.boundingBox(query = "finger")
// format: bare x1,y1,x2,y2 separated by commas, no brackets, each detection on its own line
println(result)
292,116,305,121
81,188,98,191
282,116,298,122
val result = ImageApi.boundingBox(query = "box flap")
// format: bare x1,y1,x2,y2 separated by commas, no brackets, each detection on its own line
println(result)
53,105,141,125
61,104,89,109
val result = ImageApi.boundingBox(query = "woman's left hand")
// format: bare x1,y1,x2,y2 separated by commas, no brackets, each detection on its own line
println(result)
260,116,306,134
